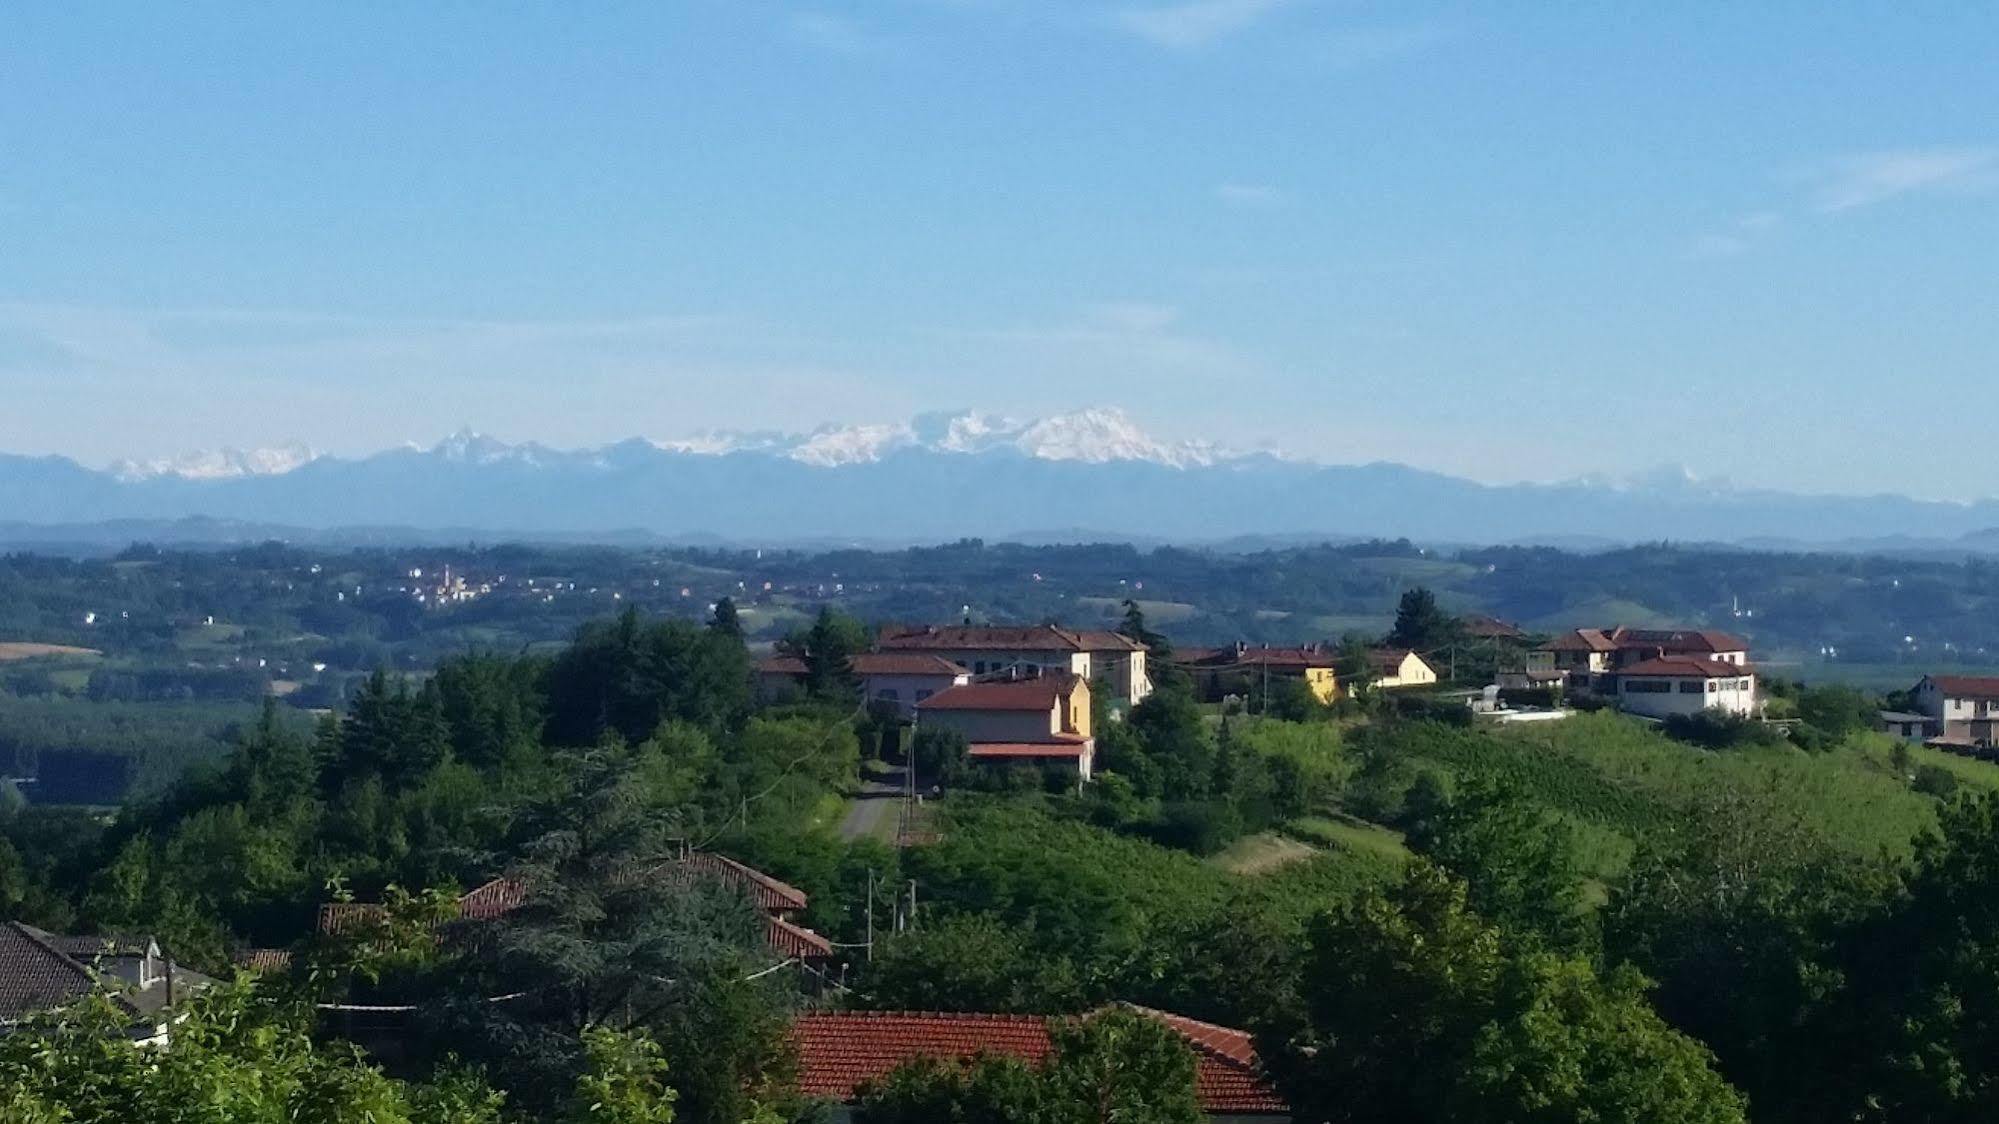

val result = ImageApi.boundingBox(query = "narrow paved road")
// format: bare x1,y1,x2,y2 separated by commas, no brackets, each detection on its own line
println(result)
839,766,906,842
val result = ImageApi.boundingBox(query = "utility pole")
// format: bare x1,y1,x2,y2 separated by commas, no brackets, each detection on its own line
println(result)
907,879,918,929
865,868,875,962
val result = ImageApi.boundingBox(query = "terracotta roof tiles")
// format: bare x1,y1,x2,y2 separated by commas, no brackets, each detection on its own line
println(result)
789,1009,1288,1116
916,674,1079,712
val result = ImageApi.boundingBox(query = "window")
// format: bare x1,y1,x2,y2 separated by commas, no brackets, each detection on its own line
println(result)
877,688,899,702
1678,681,1704,694
915,689,932,702
1707,680,1719,692
1626,680,1672,694
974,662,986,674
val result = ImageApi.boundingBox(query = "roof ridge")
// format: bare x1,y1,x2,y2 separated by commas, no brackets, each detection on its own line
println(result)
5,921,101,989
1109,1003,1260,1070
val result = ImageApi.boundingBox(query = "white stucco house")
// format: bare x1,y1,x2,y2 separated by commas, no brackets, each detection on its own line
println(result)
876,624,1150,705
1615,655,1758,719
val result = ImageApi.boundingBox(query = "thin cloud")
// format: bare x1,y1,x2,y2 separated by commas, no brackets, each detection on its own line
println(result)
786,12,891,56
1113,0,1288,49
1808,147,1999,213
1215,182,1285,207
1318,19,1460,69
1686,211,1783,259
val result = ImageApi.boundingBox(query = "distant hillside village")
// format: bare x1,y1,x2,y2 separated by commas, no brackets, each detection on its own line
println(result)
750,601,1999,786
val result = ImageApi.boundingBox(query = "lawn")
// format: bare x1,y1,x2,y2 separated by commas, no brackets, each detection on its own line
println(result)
1209,831,1319,875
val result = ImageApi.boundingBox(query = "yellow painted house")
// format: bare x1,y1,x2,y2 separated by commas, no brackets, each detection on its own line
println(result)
1367,649,1439,690
1181,645,1343,704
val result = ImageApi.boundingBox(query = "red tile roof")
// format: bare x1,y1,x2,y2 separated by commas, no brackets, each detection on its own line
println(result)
236,948,294,975
1545,628,1619,653
1609,627,1749,654
1927,675,1999,700
768,915,835,961
1546,626,1748,655
676,853,811,914
318,856,811,954
1367,648,1419,673
759,653,970,678
851,653,973,677
967,740,1092,760
457,877,530,921
1460,614,1526,639
1618,655,1753,679
879,625,1142,654
1185,646,1336,671
916,674,1080,712
789,1009,1289,1116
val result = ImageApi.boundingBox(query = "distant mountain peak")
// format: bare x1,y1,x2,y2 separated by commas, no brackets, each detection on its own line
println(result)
645,407,1229,469
111,443,319,482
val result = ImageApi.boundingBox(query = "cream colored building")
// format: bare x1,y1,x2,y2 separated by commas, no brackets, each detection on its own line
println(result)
877,624,1150,705
1367,649,1439,690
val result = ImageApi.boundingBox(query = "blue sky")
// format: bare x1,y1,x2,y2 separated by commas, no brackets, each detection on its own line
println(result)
2,2,1995,496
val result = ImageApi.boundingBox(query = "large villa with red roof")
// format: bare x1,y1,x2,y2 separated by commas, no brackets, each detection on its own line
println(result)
878,623,1151,705
790,1007,1291,1122
915,671,1096,782
1908,674,1999,748
1527,626,1757,718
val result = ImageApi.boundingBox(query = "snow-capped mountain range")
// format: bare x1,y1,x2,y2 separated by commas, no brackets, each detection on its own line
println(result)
2,406,1990,546
110,408,1231,480
111,443,321,483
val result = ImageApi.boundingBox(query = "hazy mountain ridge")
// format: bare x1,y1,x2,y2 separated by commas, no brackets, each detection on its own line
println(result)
7,409,1995,546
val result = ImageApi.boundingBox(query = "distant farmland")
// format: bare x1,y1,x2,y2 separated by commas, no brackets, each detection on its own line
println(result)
0,643,100,662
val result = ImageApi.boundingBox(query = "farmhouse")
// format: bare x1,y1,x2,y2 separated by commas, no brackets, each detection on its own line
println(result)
1614,655,1759,719
1528,626,1750,694
877,624,1150,705
915,671,1096,782
790,1007,1291,1123
1366,648,1439,690
756,652,971,715
316,856,834,966
0,922,214,1042
1909,675,1999,747
1179,643,1341,704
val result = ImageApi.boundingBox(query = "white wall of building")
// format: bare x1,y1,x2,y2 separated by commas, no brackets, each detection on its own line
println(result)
1618,675,1757,719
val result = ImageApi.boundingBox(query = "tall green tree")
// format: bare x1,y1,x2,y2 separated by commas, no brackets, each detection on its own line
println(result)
1273,862,1747,1124
1387,586,1458,652
799,607,866,701
707,597,743,641
1406,777,1591,951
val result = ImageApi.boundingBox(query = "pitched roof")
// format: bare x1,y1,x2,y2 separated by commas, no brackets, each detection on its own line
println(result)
1619,655,1752,679
44,934,152,961
761,653,971,678
1460,614,1527,639
966,739,1092,760
236,948,294,975
1926,675,1999,700
878,625,1142,654
675,852,811,914
1608,627,1749,654
851,653,973,676
318,856,822,959
1545,628,1619,653
1367,648,1421,674
457,877,530,921
789,1009,1289,1116
0,922,100,1021
916,673,1080,712
1185,645,1336,671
